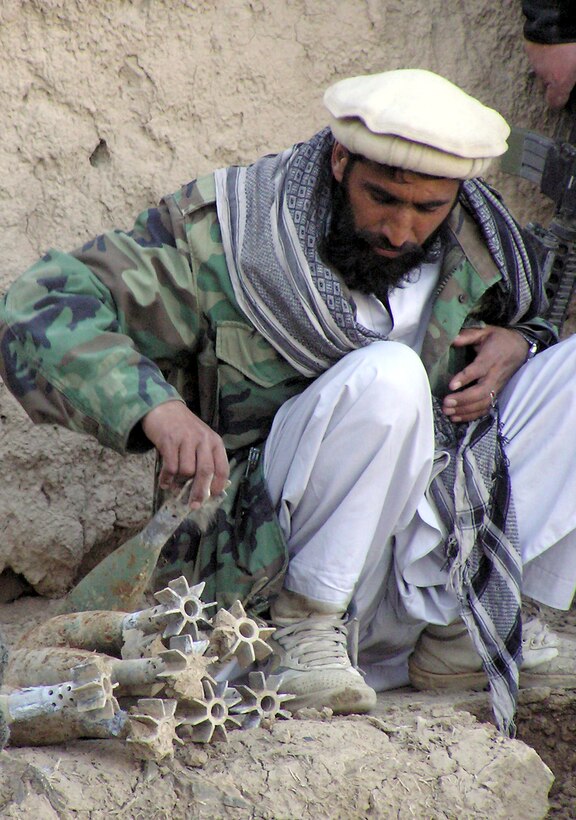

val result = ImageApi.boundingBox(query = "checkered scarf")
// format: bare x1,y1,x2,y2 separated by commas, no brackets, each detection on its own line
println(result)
215,129,544,734
431,405,522,734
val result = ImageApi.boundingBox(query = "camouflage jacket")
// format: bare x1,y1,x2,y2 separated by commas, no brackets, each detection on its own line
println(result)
0,173,556,611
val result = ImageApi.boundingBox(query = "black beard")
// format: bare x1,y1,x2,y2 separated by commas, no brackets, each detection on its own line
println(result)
320,183,442,304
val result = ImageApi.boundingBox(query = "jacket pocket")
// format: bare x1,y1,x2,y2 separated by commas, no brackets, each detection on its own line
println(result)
215,321,296,387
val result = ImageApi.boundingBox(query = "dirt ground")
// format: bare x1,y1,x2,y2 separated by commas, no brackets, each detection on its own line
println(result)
0,593,574,819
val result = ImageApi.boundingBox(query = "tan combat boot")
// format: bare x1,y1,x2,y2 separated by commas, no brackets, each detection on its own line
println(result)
409,618,576,691
267,589,377,714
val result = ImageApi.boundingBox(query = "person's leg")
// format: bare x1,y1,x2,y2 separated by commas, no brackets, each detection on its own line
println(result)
410,335,576,691
264,342,446,710
498,333,576,609
265,341,437,608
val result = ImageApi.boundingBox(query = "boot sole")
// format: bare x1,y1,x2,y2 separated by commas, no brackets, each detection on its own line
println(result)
520,671,576,689
409,665,489,692
410,664,576,692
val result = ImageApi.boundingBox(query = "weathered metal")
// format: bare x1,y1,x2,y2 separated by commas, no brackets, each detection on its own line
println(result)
121,628,165,660
73,659,119,716
1,574,293,749
5,643,209,702
16,577,217,659
59,482,226,613
7,708,128,746
160,637,214,702
231,671,294,729
4,647,113,689
0,668,111,722
126,698,180,761
123,577,217,641
111,649,189,697
209,600,274,668
176,679,242,743
16,611,127,653
2,658,123,746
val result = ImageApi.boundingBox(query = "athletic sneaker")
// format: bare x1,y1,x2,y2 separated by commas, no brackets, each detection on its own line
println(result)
268,590,377,714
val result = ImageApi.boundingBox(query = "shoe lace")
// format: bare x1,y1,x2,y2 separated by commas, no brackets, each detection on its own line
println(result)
273,617,353,671
522,618,559,650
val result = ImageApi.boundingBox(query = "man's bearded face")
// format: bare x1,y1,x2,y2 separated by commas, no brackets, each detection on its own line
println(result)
322,187,431,302
323,147,460,303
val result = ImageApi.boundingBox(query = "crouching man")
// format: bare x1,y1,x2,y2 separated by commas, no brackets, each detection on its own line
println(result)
2,68,576,733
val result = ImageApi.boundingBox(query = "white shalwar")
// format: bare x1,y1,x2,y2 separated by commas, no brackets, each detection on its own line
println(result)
263,270,576,691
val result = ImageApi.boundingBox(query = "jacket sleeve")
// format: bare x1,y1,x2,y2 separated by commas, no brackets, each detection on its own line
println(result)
0,196,202,453
522,0,576,44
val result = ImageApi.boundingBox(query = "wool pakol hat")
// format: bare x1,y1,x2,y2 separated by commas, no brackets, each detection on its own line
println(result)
323,69,510,179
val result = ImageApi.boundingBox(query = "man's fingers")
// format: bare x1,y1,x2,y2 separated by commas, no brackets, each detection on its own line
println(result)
210,445,231,496
448,328,489,390
157,440,191,490
156,434,198,490
142,401,229,499
185,439,213,506
545,82,571,110
443,382,495,422
176,437,199,484
444,402,489,422
447,325,530,413
524,41,576,110
165,439,229,507
448,361,483,392
451,327,485,347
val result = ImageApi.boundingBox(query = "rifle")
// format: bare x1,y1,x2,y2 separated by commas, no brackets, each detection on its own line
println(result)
500,94,576,334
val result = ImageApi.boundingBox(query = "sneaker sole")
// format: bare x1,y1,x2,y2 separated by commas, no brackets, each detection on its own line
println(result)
283,684,377,715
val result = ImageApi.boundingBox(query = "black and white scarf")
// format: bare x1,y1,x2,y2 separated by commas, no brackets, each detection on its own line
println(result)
214,129,545,734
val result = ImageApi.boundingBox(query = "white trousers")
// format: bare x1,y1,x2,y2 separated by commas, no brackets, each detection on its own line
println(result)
263,335,576,690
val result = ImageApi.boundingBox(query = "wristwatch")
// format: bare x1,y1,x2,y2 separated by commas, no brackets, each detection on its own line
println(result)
525,339,539,360
515,329,539,361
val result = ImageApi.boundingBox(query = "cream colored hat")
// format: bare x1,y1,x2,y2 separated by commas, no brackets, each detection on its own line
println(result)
323,69,510,179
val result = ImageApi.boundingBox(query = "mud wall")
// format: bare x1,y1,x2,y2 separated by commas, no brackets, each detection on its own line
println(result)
0,0,561,595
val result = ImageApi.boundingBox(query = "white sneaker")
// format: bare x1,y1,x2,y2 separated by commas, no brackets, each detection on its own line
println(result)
519,618,576,687
409,617,576,691
268,615,377,714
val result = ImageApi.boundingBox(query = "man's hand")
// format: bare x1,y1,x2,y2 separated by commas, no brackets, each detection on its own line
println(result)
142,400,229,508
524,41,576,109
442,326,529,423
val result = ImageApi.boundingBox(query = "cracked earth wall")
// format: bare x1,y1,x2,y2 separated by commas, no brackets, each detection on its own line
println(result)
0,0,562,594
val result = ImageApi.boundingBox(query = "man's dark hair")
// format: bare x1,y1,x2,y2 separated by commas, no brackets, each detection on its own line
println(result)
339,150,451,185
